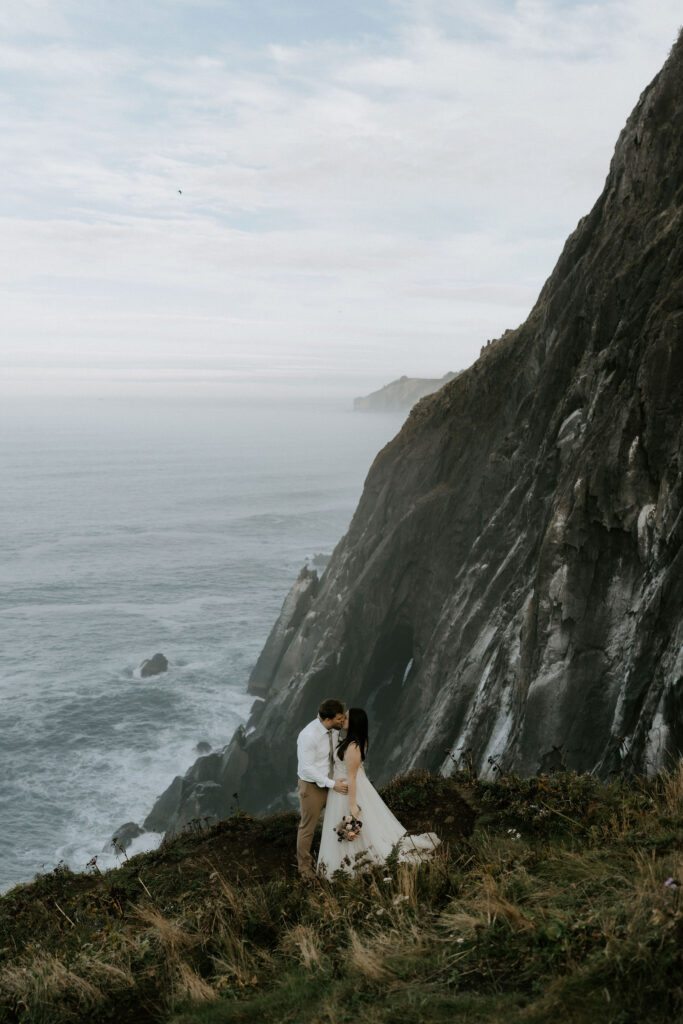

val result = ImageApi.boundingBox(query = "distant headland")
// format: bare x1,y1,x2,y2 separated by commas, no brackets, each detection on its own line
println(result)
353,372,459,413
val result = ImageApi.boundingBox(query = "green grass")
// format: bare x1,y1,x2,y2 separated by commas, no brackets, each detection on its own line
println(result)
1,769,681,1024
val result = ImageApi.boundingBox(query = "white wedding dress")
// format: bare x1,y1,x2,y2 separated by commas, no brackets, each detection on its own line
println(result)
317,751,440,879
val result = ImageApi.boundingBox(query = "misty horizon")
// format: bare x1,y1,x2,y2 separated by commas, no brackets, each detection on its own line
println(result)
1,2,680,398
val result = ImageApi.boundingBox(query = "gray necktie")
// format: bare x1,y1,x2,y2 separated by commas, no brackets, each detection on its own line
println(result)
328,729,334,778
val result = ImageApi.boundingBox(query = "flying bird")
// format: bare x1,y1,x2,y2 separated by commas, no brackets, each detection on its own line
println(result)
178,189,182,194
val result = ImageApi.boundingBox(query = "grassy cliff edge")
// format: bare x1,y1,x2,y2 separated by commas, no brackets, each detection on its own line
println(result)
1,769,681,1024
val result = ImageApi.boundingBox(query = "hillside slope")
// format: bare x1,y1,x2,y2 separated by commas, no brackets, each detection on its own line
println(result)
1,771,681,1024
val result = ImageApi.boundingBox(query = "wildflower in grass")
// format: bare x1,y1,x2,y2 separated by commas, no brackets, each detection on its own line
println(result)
664,877,679,889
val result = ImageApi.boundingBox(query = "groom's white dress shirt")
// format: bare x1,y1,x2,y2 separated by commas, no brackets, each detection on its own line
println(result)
297,717,336,789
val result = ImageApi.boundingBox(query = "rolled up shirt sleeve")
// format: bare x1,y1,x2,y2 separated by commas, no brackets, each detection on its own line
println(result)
297,728,334,788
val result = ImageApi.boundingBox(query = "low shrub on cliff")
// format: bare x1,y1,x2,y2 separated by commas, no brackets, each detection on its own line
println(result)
0,769,680,1024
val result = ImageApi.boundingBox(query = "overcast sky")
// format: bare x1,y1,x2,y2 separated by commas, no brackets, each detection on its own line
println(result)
1,0,680,397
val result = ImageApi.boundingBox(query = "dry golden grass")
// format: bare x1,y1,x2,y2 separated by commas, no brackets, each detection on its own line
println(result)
438,909,485,937
2,767,680,1024
69,955,134,991
346,926,396,982
0,951,133,1023
660,762,683,814
280,923,324,971
477,871,536,931
133,904,199,956
394,860,420,907
172,962,218,1005
205,865,244,917
209,926,252,983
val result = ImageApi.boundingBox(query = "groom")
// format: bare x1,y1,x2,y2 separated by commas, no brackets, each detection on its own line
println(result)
296,697,348,878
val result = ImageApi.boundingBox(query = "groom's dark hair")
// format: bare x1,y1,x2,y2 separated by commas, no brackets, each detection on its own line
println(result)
318,698,345,720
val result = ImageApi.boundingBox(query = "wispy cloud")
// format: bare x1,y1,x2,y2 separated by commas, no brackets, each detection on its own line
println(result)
0,0,680,393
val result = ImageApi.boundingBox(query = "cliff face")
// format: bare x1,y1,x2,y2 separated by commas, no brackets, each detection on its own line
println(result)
147,36,682,827
247,566,319,698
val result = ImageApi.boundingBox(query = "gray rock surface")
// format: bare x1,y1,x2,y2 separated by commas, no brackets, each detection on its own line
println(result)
140,653,169,678
143,729,249,834
143,35,683,830
354,373,459,413
310,553,330,569
107,822,144,853
248,566,319,697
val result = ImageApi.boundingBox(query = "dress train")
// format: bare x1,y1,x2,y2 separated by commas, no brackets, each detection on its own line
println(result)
317,756,440,879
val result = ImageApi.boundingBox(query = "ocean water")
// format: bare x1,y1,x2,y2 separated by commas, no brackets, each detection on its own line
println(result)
0,391,403,892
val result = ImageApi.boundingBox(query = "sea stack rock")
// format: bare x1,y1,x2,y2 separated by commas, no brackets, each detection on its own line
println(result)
140,653,169,678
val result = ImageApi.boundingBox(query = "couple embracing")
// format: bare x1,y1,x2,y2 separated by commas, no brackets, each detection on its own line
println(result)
296,698,440,880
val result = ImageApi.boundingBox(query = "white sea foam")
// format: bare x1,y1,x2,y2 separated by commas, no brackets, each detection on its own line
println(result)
54,831,165,880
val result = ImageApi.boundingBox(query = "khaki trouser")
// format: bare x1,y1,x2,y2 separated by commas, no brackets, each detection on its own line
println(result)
297,779,329,876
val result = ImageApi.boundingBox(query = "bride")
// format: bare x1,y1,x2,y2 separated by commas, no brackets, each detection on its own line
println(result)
317,708,440,879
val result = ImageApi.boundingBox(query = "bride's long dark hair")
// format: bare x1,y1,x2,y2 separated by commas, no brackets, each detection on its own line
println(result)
337,707,369,762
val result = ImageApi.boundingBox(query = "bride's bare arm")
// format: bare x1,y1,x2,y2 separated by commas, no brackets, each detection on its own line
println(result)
345,742,362,816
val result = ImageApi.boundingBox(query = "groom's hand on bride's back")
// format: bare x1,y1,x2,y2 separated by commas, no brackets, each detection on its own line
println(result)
333,779,348,793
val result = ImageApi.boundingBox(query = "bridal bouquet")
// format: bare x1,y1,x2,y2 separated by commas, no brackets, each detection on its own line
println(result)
334,811,363,842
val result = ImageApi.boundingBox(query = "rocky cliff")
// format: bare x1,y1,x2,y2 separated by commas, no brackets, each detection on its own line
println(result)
354,373,459,413
146,35,682,829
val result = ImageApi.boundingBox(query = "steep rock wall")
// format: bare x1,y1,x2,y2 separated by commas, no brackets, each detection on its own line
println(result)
147,34,682,826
